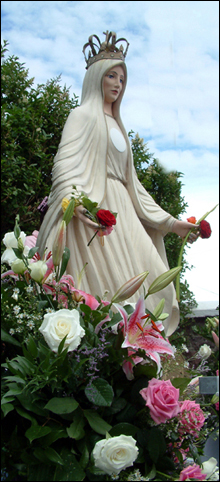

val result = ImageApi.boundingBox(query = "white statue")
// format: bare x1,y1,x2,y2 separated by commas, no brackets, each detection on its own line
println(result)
37,31,197,336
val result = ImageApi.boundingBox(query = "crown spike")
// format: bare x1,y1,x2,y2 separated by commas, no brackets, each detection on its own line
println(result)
83,30,129,69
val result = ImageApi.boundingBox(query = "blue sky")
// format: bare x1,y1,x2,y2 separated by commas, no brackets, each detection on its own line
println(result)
1,0,219,305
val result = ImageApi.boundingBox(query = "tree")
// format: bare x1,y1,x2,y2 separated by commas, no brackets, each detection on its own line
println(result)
1,40,79,236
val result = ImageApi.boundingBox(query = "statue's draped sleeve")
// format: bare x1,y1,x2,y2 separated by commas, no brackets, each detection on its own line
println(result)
37,107,108,255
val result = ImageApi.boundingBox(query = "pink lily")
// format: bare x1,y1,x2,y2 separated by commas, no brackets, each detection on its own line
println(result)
24,230,39,249
115,297,174,375
1,270,19,281
122,349,145,380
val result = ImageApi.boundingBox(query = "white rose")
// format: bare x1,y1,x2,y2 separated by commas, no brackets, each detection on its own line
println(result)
198,344,212,360
29,260,47,283
11,258,27,275
39,309,85,353
92,435,139,476
2,231,26,249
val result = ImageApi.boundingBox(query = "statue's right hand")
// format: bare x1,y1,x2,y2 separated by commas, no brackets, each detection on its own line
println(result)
74,205,102,230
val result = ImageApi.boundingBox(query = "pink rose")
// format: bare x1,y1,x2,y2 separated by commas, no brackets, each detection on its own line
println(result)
140,378,180,424
179,400,205,437
179,463,206,481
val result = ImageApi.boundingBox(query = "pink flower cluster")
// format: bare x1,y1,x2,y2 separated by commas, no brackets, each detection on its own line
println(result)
178,400,205,437
140,378,180,424
179,463,206,481
140,379,206,438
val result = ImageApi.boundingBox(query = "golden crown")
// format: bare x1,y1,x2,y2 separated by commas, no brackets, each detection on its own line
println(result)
83,30,129,69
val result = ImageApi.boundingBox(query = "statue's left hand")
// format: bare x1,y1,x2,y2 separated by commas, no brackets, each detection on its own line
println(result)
172,220,200,243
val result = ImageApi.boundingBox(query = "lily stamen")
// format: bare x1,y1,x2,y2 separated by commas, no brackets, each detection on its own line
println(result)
151,319,161,334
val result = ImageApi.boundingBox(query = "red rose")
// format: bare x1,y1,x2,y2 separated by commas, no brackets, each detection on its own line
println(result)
200,220,211,239
96,209,116,227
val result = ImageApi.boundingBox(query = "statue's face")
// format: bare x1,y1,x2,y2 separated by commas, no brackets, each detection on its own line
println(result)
103,65,124,105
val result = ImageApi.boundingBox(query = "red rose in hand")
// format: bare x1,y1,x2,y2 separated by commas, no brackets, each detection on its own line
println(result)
96,209,116,227
200,220,211,238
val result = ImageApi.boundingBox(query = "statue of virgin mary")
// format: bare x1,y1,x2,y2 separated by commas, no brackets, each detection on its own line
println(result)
37,31,188,336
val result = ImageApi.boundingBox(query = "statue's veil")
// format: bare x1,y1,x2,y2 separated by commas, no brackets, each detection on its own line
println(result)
37,59,132,255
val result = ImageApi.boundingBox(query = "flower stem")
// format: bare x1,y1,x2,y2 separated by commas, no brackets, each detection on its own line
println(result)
176,231,191,302
175,204,218,302
87,230,99,246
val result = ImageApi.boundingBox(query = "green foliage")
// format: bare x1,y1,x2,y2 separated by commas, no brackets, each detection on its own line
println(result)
1,219,218,481
1,40,79,237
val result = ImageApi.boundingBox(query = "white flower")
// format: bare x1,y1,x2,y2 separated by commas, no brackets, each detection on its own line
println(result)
13,305,21,315
29,260,47,283
27,321,35,330
201,457,218,480
11,258,27,275
39,309,85,353
11,288,20,301
197,344,212,360
182,344,189,353
1,248,18,265
2,231,26,249
1,231,27,265
92,434,139,476
26,286,33,293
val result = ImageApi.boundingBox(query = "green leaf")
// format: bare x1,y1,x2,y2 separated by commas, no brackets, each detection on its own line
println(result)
57,334,68,355
26,335,38,358
109,422,138,437
16,407,37,425
37,300,48,311
27,247,39,258
44,397,79,414
66,414,85,440
79,444,90,470
4,375,26,385
27,464,55,481
58,247,70,280
1,402,14,417
12,247,23,259
40,428,68,447
79,303,92,315
17,392,48,416
106,312,124,327
33,447,63,465
54,449,85,481
171,377,190,395
85,378,114,407
84,409,112,434
146,464,157,480
25,424,52,443
62,198,75,225
147,428,166,463
1,328,21,346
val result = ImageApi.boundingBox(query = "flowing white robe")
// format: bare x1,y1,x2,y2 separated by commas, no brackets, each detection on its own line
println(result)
37,108,179,336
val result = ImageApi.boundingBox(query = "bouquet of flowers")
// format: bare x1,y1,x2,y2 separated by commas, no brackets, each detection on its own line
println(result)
61,186,117,246
1,216,219,482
